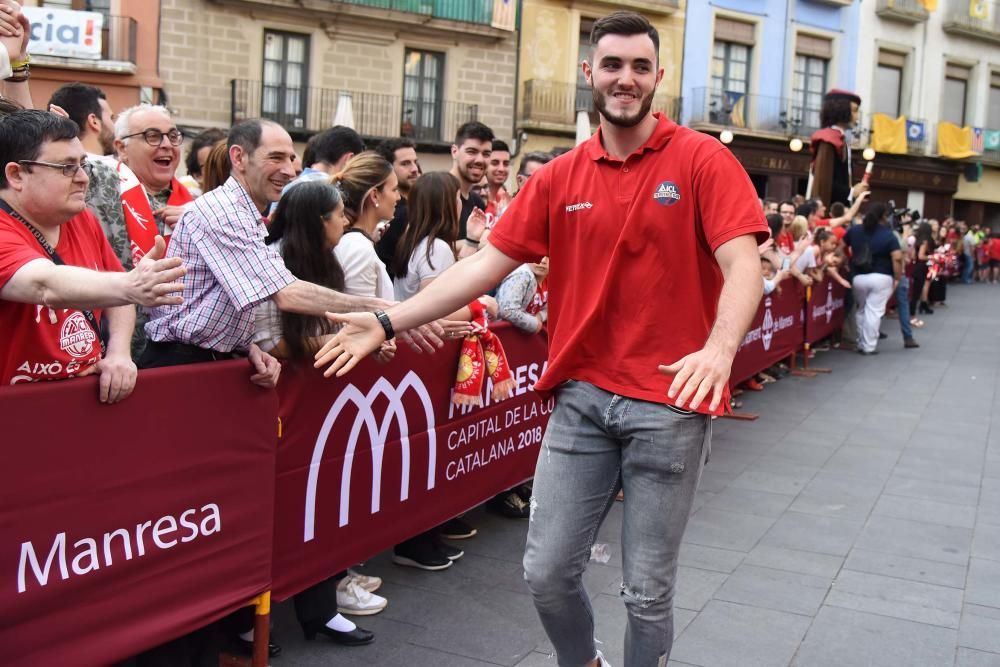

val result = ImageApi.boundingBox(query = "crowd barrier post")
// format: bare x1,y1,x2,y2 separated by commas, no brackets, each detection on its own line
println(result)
252,592,271,667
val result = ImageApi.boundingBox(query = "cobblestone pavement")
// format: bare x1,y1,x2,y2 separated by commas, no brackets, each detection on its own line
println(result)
270,282,1000,667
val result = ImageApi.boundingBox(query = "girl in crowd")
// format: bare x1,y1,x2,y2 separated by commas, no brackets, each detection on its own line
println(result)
389,170,500,560
254,181,383,647
496,257,549,333
335,151,399,303
911,221,936,315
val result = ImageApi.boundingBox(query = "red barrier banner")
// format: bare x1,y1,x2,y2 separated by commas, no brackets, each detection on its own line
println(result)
805,277,848,344
730,279,805,387
271,325,551,600
0,361,278,667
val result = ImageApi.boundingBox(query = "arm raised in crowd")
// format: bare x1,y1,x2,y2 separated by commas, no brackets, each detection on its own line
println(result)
315,243,521,377
0,235,185,309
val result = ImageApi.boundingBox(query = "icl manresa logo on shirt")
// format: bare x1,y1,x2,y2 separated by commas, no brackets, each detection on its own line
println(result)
653,180,681,206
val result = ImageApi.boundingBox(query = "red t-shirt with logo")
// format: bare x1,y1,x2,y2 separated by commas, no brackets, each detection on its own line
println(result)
488,113,768,415
0,208,124,385
776,230,796,254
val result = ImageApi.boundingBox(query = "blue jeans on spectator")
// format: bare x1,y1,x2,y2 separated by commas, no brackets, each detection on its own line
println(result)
962,253,975,284
523,380,709,667
897,275,913,340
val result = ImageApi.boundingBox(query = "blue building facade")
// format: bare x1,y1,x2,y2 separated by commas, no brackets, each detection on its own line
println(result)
679,0,861,198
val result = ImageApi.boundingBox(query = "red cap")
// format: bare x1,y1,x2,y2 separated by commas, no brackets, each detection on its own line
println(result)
824,89,862,105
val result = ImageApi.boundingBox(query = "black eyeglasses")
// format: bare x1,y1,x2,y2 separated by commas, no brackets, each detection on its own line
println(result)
18,160,94,178
121,128,184,147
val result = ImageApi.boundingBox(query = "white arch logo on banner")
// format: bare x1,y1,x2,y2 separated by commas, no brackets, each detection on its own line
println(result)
303,371,436,541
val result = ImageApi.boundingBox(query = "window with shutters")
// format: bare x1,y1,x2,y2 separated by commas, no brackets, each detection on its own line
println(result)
873,50,905,117
403,49,445,142
791,35,831,132
942,64,970,127
262,31,310,130
710,18,754,126
988,72,1000,129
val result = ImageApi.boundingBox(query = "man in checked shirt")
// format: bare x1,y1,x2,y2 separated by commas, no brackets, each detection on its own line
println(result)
142,118,452,386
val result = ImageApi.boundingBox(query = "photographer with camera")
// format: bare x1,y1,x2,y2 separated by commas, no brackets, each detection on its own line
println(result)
844,202,902,355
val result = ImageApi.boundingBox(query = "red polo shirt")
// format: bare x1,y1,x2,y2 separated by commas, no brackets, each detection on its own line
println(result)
489,113,767,415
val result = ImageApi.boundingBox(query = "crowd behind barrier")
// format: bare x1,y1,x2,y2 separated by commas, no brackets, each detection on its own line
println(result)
2,287,844,665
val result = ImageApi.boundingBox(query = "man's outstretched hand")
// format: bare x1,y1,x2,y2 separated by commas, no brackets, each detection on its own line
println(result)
658,346,734,413
314,312,387,378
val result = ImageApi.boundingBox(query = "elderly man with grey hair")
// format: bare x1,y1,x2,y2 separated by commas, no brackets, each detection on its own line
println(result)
84,103,195,356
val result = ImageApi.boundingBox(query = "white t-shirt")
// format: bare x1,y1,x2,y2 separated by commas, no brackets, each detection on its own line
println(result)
393,237,455,301
335,231,394,301
794,245,817,273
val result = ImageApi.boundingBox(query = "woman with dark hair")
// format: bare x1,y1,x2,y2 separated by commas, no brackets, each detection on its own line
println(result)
910,221,935,315
252,181,383,648
182,127,227,195
392,171,461,300
844,202,902,354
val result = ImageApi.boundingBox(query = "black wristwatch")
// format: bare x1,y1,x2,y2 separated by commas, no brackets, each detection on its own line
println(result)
374,310,395,340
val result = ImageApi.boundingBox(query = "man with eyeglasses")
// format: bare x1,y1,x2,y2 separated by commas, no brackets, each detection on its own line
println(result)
0,110,186,401
84,104,195,356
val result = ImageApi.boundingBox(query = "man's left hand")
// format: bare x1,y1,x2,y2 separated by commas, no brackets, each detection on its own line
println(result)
248,343,281,388
659,346,734,413
95,353,138,404
154,205,187,231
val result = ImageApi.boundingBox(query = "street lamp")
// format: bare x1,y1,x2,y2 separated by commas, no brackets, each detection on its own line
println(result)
720,129,734,145
789,137,803,152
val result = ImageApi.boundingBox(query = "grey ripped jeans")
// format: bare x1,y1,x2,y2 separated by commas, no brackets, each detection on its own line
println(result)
523,380,710,667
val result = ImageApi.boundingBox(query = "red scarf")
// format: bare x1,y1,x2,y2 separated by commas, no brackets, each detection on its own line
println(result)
117,161,193,264
452,300,516,406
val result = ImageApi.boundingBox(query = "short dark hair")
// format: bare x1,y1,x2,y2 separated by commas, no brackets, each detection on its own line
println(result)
829,202,846,218
0,110,80,188
304,126,364,167
591,11,659,58
375,136,416,165
814,227,832,244
48,83,106,136
796,201,818,218
454,121,494,147
0,97,23,116
185,127,227,178
778,200,796,212
491,139,510,154
517,151,552,176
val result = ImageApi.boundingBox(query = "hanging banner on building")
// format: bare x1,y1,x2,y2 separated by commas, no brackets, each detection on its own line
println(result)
804,276,848,344
0,362,277,667
271,325,551,599
730,278,805,387
491,0,517,31
23,6,104,60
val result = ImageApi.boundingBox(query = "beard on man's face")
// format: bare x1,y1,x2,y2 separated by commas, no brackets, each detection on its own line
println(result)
591,84,655,128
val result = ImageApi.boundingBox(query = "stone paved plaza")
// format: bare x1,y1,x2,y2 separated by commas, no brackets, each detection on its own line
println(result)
270,282,1000,667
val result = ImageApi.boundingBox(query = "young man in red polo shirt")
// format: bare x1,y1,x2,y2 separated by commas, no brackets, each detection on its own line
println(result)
315,11,766,666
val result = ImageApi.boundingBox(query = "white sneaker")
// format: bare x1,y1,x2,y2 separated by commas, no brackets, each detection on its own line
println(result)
336,579,387,616
345,569,382,593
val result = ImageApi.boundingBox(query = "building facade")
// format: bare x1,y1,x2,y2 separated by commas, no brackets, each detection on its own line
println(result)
514,0,685,161
680,0,860,201
21,0,162,112
159,0,517,172
856,0,1000,227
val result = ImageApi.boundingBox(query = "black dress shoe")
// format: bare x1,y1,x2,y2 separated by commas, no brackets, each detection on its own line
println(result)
878,332,888,340
303,624,375,646
233,637,282,658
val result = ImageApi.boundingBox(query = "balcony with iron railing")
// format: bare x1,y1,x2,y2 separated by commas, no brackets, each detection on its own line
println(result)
875,0,930,23
231,79,478,144
687,87,821,138
856,114,929,156
521,79,681,130
942,0,1000,43
32,14,138,72
337,0,496,25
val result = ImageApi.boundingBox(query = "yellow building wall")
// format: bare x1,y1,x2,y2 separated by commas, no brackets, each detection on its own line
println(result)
955,167,1000,205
